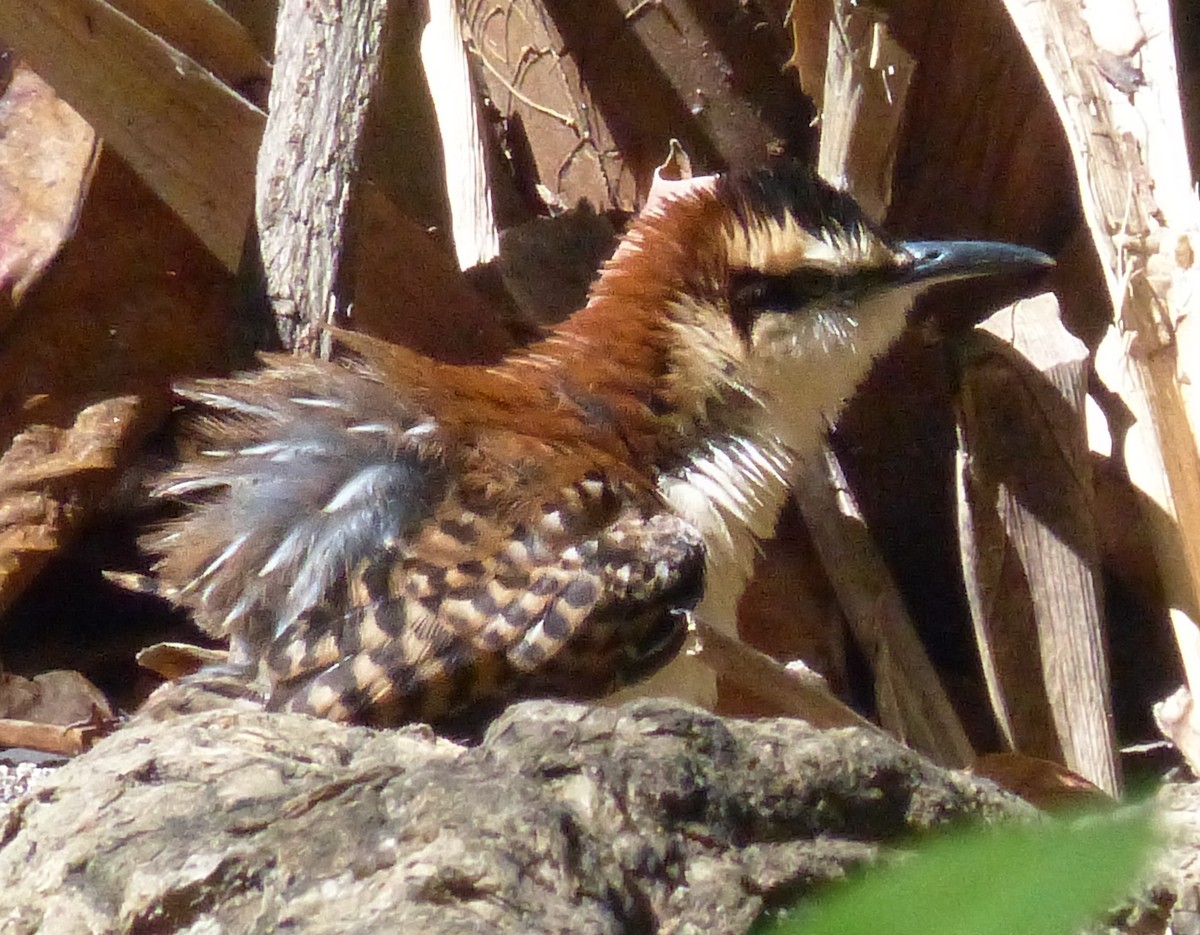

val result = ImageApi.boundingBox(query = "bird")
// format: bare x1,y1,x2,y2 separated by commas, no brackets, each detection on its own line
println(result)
137,164,1052,729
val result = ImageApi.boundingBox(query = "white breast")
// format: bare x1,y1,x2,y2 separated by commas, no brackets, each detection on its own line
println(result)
658,434,797,635
605,434,794,709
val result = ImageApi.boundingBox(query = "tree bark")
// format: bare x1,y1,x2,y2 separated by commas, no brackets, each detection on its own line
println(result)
256,0,391,354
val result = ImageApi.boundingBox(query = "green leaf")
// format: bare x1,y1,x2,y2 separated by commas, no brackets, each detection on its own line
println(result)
761,810,1155,935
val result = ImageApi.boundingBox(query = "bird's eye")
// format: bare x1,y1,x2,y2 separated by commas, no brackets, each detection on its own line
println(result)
728,268,843,338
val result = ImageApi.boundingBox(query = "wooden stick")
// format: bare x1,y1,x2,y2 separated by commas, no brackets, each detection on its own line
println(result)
794,448,975,768
421,0,498,270
692,618,879,733
107,0,270,101
0,717,110,757
955,295,1118,795
1000,0,1200,643
814,1,914,221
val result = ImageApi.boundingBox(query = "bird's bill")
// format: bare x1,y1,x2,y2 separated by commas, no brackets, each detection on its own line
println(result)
898,239,1055,287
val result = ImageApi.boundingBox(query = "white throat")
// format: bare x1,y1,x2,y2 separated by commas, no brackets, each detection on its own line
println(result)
628,285,917,708
660,284,919,635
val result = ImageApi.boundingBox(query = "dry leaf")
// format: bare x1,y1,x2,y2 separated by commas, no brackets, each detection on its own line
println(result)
0,669,112,725
136,642,229,681
1154,686,1200,772
0,149,240,621
972,752,1114,813
0,396,162,618
0,63,98,311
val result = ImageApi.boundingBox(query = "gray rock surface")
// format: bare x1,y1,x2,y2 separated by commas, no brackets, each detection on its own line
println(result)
0,700,1029,934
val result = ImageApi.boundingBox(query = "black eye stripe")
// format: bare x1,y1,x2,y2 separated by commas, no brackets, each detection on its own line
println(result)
729,269,843,339
728,266,898,339
731,269,842,306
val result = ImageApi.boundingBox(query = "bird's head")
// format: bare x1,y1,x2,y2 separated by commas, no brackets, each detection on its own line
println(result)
565,164,1053,458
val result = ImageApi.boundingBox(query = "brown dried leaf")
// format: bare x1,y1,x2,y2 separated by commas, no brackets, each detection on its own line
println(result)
496,203,616,328
784,0,833,109
350,185,514,362
0,396,162,617
0,669,112,725
0,64,98,311
0,149,240,620
137,642,229,680
0,396,145,487
972,752,1114,813
471,1,811,203
464,0,636,209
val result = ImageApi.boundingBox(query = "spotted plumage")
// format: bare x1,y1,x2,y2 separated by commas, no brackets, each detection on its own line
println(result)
139,164,1052,727
145,356,704,726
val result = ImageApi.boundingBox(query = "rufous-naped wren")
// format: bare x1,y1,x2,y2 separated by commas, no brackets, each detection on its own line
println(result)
140,165,1051,728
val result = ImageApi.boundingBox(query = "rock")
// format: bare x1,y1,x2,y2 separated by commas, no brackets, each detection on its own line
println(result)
0,700,1029,934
